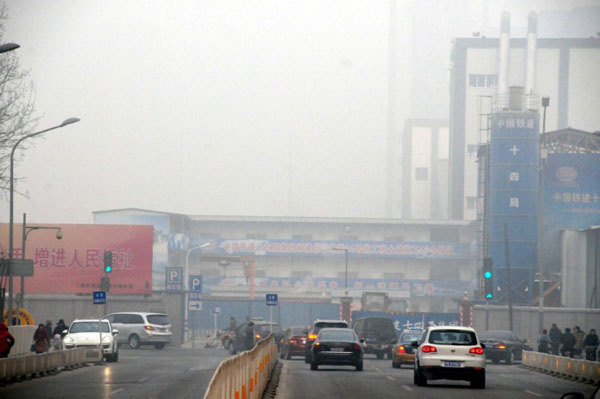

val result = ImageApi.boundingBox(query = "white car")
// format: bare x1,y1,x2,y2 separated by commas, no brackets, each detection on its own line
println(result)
62,319,119,362
413,326,486,389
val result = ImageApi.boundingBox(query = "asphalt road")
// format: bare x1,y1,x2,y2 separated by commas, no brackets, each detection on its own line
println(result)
276,355,599,399
0,346,231,399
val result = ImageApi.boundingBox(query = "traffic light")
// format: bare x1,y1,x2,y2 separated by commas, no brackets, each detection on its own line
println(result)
100,276,110,292
103,251,113,273
483,257,493,300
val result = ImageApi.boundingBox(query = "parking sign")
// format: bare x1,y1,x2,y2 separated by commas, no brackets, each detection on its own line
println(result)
166,267,182,292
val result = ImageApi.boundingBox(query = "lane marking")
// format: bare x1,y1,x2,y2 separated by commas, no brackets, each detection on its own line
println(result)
525,390,542,397
386,375,396,381
111,388,125,395
402,385,413,392
138,377,149,383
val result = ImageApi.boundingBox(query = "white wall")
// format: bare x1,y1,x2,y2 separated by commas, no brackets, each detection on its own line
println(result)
569,48,600,132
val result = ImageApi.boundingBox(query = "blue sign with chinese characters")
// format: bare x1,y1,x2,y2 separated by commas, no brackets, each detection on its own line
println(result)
487,111,539,304
93,291,106,305
266,293,278,306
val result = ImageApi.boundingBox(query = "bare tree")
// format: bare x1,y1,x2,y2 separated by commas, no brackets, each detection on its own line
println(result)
0,4,38,195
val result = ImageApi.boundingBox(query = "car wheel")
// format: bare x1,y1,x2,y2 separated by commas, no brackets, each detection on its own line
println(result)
470,371,485,389
414,367,427,386
310,361,318,371
506,351,514,365
128,334,141,350
392,360,399,368
279,347,285,359
112,351,119,362
154,343,165,350
356,361,363,371
491,358,500,364
376,352,384,360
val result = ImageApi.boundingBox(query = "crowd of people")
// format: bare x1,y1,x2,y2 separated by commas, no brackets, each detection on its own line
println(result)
537,323,599,360
0,318,69,357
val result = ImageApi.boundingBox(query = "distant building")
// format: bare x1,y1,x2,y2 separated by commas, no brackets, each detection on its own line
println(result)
94,208,476,313
449,15,600,220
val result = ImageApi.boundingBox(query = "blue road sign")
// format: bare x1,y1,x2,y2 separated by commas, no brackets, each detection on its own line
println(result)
189,275,203,293
266,293,278,306
189,301,202,311
166,267,182,292
93,291,106,305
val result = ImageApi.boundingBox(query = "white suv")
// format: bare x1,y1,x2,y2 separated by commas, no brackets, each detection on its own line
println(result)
413,326,486,389
62,319,119,362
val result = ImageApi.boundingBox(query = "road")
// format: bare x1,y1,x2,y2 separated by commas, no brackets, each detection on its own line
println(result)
0,346,230,399
276,356,599,399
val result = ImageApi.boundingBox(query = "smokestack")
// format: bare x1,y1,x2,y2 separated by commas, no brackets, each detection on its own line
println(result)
498,12,510,96
525,11,537,95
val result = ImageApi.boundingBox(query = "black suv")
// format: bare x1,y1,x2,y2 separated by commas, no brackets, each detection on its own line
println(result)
304,319,349,363
353,316,396,359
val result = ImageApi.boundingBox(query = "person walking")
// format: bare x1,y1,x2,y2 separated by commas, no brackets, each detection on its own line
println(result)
574,326,585,357
549,323,562,355
44,319,53,337
244,321,255,351
560,327,576,358
584,329,599,361
33,323,50,354
53,319,68,338
229,316,237,331
537,329,550,354
0,322,15,358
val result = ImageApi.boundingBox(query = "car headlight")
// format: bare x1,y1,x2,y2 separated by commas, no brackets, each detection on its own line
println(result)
64,336,75,344
102,335,112,343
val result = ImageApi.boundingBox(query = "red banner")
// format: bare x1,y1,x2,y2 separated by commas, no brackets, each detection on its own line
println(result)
0,223,153,294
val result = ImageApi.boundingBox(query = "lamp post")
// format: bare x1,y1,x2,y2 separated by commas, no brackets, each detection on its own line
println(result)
332,248,349,295
7,117,80,325
183,242,210,342
538,96,550,333
19,213,62,310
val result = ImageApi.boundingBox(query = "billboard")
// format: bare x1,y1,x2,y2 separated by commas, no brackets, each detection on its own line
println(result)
543,153,600,272
0,223,153,294
487,112,539,304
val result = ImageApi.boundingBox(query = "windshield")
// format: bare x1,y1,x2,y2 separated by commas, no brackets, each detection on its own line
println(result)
429,330,477,346
315,322,348,332
147,315,170,326
70,322,110,333
291,327,306,336
320,330,356,342
401,333,422,343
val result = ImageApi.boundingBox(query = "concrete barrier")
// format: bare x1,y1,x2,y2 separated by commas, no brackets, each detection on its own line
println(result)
204,335,278,399
7,325,36,357
522,350,600,384
0,348,92,381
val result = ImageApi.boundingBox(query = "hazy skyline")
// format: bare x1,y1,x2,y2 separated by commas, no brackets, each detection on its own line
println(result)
0,0,594,224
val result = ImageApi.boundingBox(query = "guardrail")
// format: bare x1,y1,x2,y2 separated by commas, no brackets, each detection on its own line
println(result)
522,350,600,384
0,348,95,381
204,335,278,399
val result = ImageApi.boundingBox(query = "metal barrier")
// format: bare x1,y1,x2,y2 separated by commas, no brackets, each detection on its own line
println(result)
522,350,600,384
0,348,92,381
204,335,278,399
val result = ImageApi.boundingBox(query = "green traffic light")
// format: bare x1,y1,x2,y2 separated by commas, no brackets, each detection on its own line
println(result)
105,265,112,273
484,271,492,279
486,293,493,299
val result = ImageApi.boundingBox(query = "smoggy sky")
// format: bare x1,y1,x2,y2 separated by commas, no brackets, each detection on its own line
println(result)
0,0,595,224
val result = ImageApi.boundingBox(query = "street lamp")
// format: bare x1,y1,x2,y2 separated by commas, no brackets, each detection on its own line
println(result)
7,117,80,325
0,43,20,54
332,247,349,295
19,212,62,310
538,97,550,333
183,242,210,341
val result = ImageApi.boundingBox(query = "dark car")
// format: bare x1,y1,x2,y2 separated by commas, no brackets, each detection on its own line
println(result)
310,328,364,371
353,316,397,359
229,319,259,354
304,319,349,363
280,326,309,359
479,330,528,364
254,322,284,348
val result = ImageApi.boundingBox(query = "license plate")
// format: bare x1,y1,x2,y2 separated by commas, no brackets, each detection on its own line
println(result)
444,361,462,367
331,347,344,352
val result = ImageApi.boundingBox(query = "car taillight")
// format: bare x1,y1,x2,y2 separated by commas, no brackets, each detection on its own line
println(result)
397,345,406,354
144,325,154,331
353,343,361,351
308,333,317,340
289,339,296,344
496,344,507,349
421,345,437,353
469,347,484,355
314,342,320,347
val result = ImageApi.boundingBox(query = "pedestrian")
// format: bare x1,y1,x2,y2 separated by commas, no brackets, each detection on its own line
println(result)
53,319,68,338
560,327,576,358
537,329,550,354
584,329,599,361
574,326,585,357
229,316,237,331
0,322,15,358
33,323,50,354
549,323,562,355
45,319,53,337
244,321,255,351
